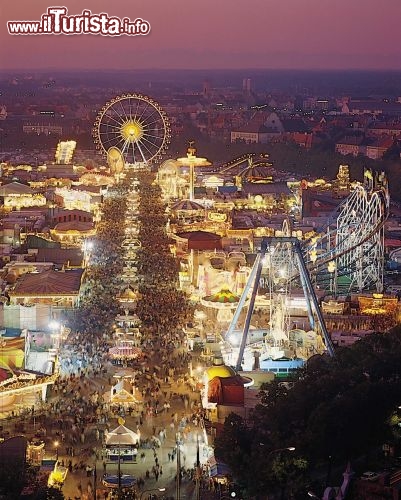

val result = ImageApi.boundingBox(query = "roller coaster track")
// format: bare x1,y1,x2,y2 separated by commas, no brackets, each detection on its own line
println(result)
219,154,273,176
220,152,389,294
225,174,389,362
300,180,389,293
219,154,256,173
220,155,389,292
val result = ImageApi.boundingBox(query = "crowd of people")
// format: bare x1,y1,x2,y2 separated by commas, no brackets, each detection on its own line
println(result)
2,168,216,499
134,173,194,346
75,192,128,336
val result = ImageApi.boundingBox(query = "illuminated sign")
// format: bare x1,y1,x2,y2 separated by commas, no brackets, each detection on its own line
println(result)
208,212,227,222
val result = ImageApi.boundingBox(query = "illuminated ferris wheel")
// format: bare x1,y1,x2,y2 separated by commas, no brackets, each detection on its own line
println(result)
93,93,171,165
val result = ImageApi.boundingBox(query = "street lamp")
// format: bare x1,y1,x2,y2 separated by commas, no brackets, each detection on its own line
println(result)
139,488,166,500
49,320,60,331
195,433,201,500
308,492,320,499
54,440,59,460
279,446,295,452
93,463,97,500
266,446,295,457
176,432,182,500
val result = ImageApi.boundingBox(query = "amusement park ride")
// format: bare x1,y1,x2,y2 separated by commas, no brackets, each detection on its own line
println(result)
92,93,390,375
221,170,389,372
93,93,171,167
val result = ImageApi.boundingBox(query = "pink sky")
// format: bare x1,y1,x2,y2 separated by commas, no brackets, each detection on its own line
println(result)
1,0,400,70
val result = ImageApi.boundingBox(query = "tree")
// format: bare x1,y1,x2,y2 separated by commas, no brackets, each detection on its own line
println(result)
217,328,401,497
0,460,65,499
214,413,253,492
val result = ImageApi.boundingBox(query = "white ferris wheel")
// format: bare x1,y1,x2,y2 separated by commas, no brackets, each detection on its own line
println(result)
93,93,171,166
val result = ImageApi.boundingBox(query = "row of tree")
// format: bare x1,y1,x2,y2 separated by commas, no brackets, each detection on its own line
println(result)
215,328,401,498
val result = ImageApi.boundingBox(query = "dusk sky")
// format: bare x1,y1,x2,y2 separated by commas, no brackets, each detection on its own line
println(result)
1,0,400,70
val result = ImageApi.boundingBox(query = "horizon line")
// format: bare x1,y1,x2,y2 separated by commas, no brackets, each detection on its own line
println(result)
1,67,401,73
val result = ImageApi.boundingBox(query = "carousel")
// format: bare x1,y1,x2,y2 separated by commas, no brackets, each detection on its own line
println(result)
108,340,142,364
109,313,143,364
117,286,139,311
201,288,243,333
79,170,115,187
105,422,140,463
103,419,138,492
169,199,205,223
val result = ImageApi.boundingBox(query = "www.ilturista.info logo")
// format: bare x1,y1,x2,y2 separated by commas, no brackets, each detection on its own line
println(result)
7,7,151,36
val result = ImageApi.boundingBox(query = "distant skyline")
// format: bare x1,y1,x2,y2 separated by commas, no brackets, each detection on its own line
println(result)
1,0,400,71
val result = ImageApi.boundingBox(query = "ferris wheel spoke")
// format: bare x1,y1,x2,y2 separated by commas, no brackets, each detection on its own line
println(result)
98,134,121,145
121,138,131,157
94,94,169,162
141,123,164,133
120,139,129,155
131,98,142,123
141,131,164,141
119,99,130,123
141,131,160,144
111,135,127,150
142,107,163,121
99,122,122,131
102,112,124,127
104,107,125,124
142,126,164,137
136,102,149,121
143,124,164,132
131,141,137,164
101,136,122,147
137,102,152,123
140,107,160,125
143,122,164,131
141,135,162,152
128,98,136,122
143,116,165,128
134,103,146,123
110,102,126,124
141,133,162,146
135,140,148,164
99,129,123,141
98,132,121,141
137,137,155,159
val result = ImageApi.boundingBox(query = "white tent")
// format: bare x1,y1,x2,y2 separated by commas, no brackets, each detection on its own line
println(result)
105,425,139,446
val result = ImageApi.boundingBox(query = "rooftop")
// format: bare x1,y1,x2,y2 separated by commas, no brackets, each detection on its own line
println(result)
10,269,84,296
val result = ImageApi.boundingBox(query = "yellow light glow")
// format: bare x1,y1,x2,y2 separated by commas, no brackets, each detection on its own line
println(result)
310,250,317,263
120,120,144,142
327,261,336,273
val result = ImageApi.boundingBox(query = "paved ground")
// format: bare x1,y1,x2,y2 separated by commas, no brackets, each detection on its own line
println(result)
53,374,211,500
1,183,220,500
0,362,212,500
